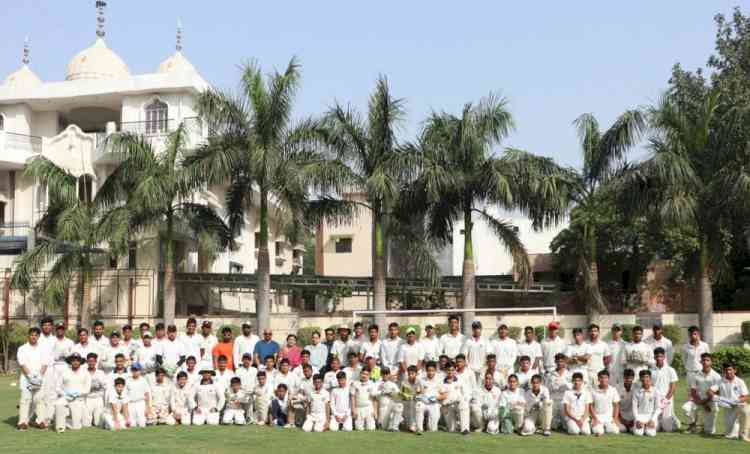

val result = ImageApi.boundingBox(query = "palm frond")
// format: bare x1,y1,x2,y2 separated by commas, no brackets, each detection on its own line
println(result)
476,209,531,288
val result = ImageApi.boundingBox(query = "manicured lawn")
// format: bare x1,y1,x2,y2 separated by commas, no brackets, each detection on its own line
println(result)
0,375,747,454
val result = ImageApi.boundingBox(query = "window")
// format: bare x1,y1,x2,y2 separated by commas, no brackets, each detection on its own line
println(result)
335,237,352,253
229,262,243,274
254,233,262,249
128,242,137,270
78,175,93,204
275,241,282,257
145,99,168,135
109,255,118,269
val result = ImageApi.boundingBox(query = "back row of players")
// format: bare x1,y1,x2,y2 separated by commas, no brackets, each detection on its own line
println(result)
13,316,749,440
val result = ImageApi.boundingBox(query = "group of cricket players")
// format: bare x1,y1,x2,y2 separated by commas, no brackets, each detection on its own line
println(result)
13,314,750,441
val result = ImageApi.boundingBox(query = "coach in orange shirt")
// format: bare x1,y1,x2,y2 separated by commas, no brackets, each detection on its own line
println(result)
212,326,235,370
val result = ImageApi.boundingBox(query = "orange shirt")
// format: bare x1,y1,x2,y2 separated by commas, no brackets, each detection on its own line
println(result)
212,341,235,370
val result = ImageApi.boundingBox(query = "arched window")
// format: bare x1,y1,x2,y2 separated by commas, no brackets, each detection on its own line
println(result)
145,99,168,134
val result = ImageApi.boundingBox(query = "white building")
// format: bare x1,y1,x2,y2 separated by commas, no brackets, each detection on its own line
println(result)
0,5,301,321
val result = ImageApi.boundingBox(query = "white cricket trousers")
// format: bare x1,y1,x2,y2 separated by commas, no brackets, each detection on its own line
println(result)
470,404,500,434
521,401,553,435
378,400,403,431
83,396,104,428
416,402,441,432
192,409,220,425
591,417,620,435
103,412,128,431
687,402,718,434
55,398,86,432
255,399,269,425
222,408,247,425
354,405,376,431
329,414,352,431
302,412,326,432
658,398,680,432
566,417,591,435
633,418,657,437
18,387,46,426
129,400,147,428
442,401,470,432
724,403,750,439
149,405,176,425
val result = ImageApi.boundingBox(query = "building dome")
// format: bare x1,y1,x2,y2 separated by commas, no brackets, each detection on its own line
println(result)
158,51,197,74
4,65,42,90
65,38,129,81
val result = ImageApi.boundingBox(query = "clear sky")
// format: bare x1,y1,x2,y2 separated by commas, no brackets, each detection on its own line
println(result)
0,1,743,168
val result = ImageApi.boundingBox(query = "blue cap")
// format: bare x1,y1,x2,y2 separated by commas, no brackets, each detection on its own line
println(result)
131,362,143,371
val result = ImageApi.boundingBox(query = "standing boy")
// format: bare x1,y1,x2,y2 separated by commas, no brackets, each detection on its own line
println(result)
350,368,376,430
330,371,353,431
16,327,50,430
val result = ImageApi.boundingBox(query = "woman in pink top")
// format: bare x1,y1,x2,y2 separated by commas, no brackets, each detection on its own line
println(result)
280,334,302,368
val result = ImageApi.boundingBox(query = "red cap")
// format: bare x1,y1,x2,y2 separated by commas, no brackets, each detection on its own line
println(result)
547,321,560,330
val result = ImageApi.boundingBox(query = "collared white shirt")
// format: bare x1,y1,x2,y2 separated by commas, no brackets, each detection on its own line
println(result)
682,341,710,373
233,334,260,367
586,340,610,374
440,333,466,359
632,386,661,423
517,340,543,368
590,385,620,421
359,339,382,362
419,336,441,362
490,337,518,369
719,377,748,403
541,336,566,372
178,333,203,364
689,368,722,400
650,364,678,397
461,335,490,372
379,336,403,370
563,388,592,418
524,386,550,412
17,342,51,388
308,388,330,415
646,335,674,365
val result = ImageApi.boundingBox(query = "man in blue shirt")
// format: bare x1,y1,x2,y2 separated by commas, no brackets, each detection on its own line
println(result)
253,329,280,366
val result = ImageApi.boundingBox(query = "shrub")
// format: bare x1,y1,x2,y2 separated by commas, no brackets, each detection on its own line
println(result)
217,324,242,338
398,324,422,339
741,321,750,343
296,326,321,348
661,324,683,345
508,326,521,340
535,325,565,342
0,323,31,372
710,346,750,375
433,323,450,337
671,351,686,376
620,324,637,343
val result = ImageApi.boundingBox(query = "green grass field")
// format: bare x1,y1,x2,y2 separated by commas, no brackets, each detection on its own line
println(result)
0,375,747,454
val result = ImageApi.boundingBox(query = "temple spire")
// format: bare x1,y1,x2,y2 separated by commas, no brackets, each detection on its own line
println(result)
22,36,30,65
176,19,183,52
96,1,107,38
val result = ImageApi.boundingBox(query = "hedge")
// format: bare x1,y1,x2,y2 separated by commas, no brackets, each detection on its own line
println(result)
297,326,321,348
508,326,521,341
433,323,450,337
710,346,750,376
535,325,565,342
398,324,422,339
742,321,750,343
661,324,683,345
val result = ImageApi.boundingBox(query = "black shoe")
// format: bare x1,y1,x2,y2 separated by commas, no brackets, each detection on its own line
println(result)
462,429,470,436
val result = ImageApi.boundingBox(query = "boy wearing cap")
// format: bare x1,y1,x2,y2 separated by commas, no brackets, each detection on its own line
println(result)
55,353,91,432
440,316,466,360
398,327,424,377
83,352,107,428
380,323,403,371
193,369,224,425
126,363,152,428
17,327,50,430
420,325,441,363
685,353,721,434
517,326,543,373
650,347,680,432
103,377,130,431
607,324,626,387
646,323,674,365
233,322,258,369
541,322,566,375
462,321,489,381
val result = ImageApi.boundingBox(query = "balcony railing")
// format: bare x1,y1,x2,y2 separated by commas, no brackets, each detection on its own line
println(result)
119,117,202,136
0,222,31,238
0,131,42,155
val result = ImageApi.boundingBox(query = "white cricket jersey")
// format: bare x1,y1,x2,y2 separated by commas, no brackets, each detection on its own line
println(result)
418,375,442,398
126,376,151,402
235,366,259,392
333,339,357,362
607,339,625,370
100,343,130,372
379,337,403,369
51,337,75,366
57,367,92,398
515,368,534,390
91,335,110,350
178,333,202,363
160,339,183,368
632,387,661,422
690,369,722,400
586,340,610,374
225,389,249,409
719,377,749,403
650,364,678,396
565,342,591,376
439,379,464,404
71,341,100,361
502,387,526,409
563,388,592,418
233,334,260,366
38,333,55,359
545,369,572,400
419,336,441,362
274,371,298,395
491,337,518,370
590,385,620,421
682,341,710,373
350,380,376,408
461,336,490,372
215,369,236,393
343,365,362,383
199,334,218,367
623,341,654,374
150,380,172,408
194,381,225,410
330,386,351,416
134,345,160,372
456,368,476,400
517,340,543,366
17,343,50,388
170,384,194,411
323,370,342,391
440,333,466,359
292,364,318,379
474,385,503,409
398,342,424,369
524,386,550,412
359,340,382,361
646,335,674,365
541,336,566,372
106,390,130,416
308,389,330,415
86,368,108,399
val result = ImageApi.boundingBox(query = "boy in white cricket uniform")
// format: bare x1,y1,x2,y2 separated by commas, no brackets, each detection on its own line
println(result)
350,368,377,430
717,362,749,441
71,329,100,364
232,322,259,369
517,326,543,373
198,321,218,371
192,369,224,425
632,369,661,437
438,362,470,435
616,369,636,433
545,353,572,429
623,326,654,377
562,372,592,435
100,332,129,373
646,323,673,365
471,372,503,434
415,361,442,433
134,332,160,380
685,352,721,434
358,325,382,363
565,328,591,382
54,353,91,432
178,318,202,365
170,372,195,425
502,374,526,433
541,322,566,374
126,363,151,428
148,368,174,425
461,321,489,381
439,316,465,360
590,370,620,435
83,353,107,428
491,324,518,384
235,353,258,422
515,356,535,390
323,357,344,391
103,377,130,431
214,355,236,394
522,374,553,436
607,324,626,387
420,325,441,363
223,377,249,425
375,367,403,431
398,328,424,378
481,354,505,388
682,326,710,382
400,366,421,432
46,323,74,422
330,371,353,431
650,347,679,432
586,324,611,384
253,371,274,425
16,327,50,430
379,323,403,371
302,374,330,432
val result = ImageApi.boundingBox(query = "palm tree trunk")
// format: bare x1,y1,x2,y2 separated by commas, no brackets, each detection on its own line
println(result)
583,225,607,322
372,211,386,329
462,210,476,336
256,189,271,335
163,215,176,324
697,241,714,345
79,272,91,329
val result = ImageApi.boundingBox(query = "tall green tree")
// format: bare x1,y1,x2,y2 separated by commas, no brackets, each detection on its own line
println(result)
11,158,129,328
185,58,325,334
564,111,646,318
410,93,572,333
620,75,749,344
317,76,417,328
97,124,233,322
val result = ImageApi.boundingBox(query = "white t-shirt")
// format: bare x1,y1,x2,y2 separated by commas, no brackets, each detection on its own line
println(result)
586,340,610,374
646,335,674,365
17,343,51,388
650,364,678,397
490,337,518,369
563,388,592,418
330,386,351,416
689,369,722,400
461,336,490,372
517,340,543,367
126,376,151,402
233,334,260,366
590,385,620,421
440,333,466,359
379,337,403,369
178,333,202,362
502,387,526,408
565,342,591,374
419,336,441,362
541,336,566,372
398,342,425,368
308,388,330,415
359,340,381,361
719,377,749,403
350,380,376,408
106,389,130,415
682,341,710,373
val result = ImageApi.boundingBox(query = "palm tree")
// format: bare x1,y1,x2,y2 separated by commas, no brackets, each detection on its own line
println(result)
11,158,130,328
566,111,646,319
411,93,573,333
317,76,416,328
620,87,748,344
185,58,324,334
96,124,234,323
